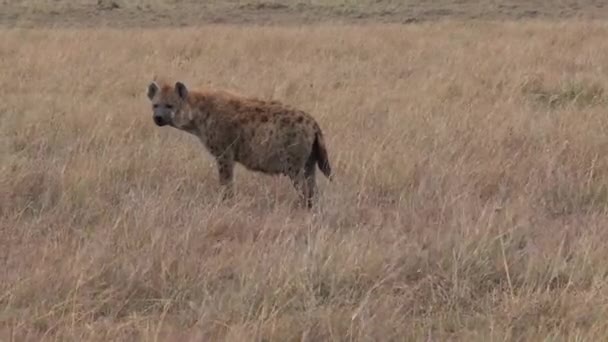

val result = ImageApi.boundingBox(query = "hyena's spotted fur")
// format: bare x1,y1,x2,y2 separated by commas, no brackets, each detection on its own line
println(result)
146,80,332,208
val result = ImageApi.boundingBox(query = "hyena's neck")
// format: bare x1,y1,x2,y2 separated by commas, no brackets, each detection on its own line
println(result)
174,105,200,136
183,98,213,136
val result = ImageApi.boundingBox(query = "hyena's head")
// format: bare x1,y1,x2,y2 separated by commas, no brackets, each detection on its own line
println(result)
146,81,190,128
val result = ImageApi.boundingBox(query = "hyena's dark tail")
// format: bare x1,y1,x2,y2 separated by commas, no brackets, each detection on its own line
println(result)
313,130,332,181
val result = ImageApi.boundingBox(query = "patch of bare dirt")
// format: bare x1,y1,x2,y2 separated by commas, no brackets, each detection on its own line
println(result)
1,0,608,28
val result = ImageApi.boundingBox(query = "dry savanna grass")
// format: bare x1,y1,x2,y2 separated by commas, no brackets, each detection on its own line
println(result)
3,21,608,341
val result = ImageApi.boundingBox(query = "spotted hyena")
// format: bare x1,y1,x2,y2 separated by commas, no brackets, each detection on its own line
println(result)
146,80,332,208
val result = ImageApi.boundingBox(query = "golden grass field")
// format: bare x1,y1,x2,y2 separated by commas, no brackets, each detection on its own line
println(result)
4,18,608,341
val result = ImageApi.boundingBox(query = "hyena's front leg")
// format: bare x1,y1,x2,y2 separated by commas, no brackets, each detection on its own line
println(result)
216,155,235,201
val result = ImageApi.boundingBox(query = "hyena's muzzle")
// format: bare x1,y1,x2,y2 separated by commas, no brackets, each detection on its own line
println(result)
153,114,167,127
152,104,173,127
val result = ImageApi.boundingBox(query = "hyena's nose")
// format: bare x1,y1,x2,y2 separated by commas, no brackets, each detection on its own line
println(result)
153,115,165,126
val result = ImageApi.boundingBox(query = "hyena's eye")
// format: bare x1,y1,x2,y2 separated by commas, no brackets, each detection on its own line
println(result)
166,104,174,109
153,104,159,109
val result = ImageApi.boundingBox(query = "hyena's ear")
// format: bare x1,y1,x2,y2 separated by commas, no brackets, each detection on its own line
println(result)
147,82,159,100
175,82,188,100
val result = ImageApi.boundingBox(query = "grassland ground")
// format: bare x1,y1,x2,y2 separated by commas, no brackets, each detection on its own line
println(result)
4,20,608,341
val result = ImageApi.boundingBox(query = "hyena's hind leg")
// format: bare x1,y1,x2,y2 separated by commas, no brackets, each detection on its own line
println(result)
288,154,317,209
303,153,317,208
216,155,235,201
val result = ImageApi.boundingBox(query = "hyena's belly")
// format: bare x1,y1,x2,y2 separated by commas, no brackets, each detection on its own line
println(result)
236,124,313,174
